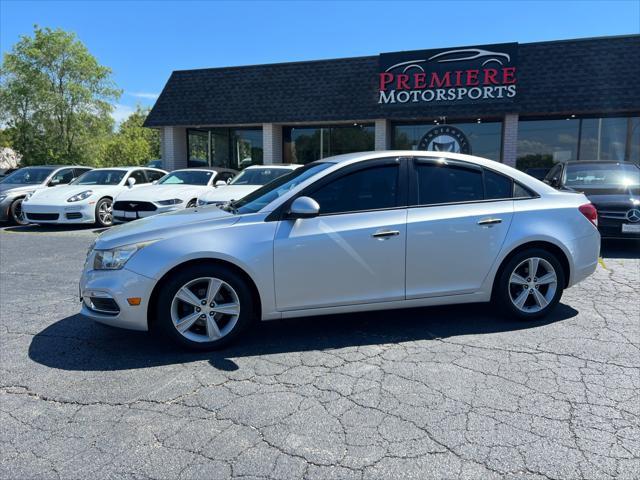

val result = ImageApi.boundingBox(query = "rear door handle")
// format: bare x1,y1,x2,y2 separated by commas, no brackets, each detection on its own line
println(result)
372,229,400,239
477,218,502,225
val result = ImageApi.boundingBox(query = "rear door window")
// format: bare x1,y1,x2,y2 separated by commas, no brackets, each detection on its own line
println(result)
414,160,483,205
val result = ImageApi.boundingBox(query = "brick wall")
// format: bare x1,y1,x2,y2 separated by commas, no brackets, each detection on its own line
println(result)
501,114,519,167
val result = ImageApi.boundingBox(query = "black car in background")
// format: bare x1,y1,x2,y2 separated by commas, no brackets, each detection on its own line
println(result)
544,161,640,239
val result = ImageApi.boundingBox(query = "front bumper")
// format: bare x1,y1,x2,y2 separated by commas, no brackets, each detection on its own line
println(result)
79,266,155,331
112,205,179,223
22,201,96,224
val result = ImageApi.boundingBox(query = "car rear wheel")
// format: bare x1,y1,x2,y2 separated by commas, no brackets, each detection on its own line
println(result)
155,264,254,350
95,198,113,227
10,198,29,225
495,248,565,320
186,199,197,208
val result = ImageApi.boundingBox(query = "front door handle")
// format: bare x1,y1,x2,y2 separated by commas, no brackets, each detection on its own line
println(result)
477,218,502,226
372,229,400,239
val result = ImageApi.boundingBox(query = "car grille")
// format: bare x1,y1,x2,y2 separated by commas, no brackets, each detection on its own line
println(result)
113,215,135,223
26,213,59,221
597,208,628,220
88,297,120,315
113,201,157,212
65,212,82,220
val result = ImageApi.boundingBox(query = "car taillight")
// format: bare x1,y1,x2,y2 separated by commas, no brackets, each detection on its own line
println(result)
579,203,598,227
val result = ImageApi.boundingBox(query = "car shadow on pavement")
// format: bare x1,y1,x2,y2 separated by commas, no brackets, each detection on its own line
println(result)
28,303,578,372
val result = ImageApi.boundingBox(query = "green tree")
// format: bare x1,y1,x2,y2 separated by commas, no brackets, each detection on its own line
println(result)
0,26,120,165
101,106,160,166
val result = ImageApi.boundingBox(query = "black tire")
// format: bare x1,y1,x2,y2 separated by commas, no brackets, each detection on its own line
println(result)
155,263,255,350
10,197,29,225
94,197,113,227
186,199,197,208
494,248,565,320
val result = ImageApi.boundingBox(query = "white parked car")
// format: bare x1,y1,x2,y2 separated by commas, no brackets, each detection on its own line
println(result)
22,167,167,227
80,151,600,350
197,164,301,207
112,167,237,223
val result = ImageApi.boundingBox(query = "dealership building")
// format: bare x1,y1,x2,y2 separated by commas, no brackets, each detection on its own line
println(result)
144,35,640,172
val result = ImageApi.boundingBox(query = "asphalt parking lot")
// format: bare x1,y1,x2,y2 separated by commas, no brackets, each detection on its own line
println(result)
1,225,639,479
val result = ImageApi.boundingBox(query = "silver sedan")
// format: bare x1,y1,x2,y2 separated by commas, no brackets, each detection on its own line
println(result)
80,151,600,350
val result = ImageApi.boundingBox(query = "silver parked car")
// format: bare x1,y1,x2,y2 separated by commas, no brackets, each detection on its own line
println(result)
80,151,600,350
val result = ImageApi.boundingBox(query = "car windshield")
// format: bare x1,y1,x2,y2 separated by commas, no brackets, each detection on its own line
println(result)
230,168,293,186
73,170,126,185
159,170,213,185
232,163,332,214
565,163,640,188
1,167,55,184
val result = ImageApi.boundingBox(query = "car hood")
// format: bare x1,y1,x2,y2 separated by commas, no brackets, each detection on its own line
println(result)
566,186,640,208
28,184,118,203
95,206,238,250
0,183,44,196
200,185,259,202
115,184,211,203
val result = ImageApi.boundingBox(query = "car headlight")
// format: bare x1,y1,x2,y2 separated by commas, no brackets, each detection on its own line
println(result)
197,198,207,206
157,198,183,206
93,240,157,270
0,194,7,202
67,190,93,202
22,191,35,202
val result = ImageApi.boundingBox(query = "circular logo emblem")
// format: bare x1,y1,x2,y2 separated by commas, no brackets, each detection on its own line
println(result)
625,208,640,223
417,125,471,155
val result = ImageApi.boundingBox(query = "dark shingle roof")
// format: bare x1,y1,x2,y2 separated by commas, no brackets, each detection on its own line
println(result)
145,35,640,127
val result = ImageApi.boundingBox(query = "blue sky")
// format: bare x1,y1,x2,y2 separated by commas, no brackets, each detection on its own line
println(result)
1,0,638,125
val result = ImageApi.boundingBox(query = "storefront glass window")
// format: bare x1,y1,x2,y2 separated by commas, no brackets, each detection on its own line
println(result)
516,119,579,170
283,124,374,164
187,128,263,169
187,130,209,168
392,122,503,161
517,117,640,170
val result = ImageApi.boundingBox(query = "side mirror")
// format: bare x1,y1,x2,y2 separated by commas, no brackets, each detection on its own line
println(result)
49,179,60,186
127,177,136,188
215,180,226,187
288,196,320,219
152,180,158,185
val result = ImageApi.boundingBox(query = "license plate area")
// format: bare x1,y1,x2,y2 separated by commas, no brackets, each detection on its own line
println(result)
622,223,640,233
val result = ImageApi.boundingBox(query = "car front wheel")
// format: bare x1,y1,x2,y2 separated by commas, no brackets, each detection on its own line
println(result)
10,198,29,225
95,197,113,227
155,264,254,350
495,248,565,320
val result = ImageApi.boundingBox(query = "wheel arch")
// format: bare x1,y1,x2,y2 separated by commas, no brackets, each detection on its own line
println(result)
492,240,571,298
147,257,262,330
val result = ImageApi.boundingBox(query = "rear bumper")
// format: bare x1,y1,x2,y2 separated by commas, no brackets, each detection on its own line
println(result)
567,230,600,288
22,202,95,224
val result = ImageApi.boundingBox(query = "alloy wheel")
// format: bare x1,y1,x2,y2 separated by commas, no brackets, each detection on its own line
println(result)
98,199,113,226
170,276,241,343
508,257,558,313
11,199,28,225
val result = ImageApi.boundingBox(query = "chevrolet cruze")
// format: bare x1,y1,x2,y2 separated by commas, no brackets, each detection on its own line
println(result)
80,151,600,350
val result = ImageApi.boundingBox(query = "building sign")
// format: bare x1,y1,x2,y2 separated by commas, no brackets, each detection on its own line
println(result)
378,43,518,105
418,125,471,154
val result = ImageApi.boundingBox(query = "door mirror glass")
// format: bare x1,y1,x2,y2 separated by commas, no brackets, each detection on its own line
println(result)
49,179,60,186
288,196,320,219
215,180,227,187
127,177,136,188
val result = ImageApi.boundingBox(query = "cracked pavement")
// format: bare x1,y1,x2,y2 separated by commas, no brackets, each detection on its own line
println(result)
1,226,639,479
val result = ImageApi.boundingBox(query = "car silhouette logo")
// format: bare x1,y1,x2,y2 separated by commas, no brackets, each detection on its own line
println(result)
626,209,640,223
129,203,138,209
